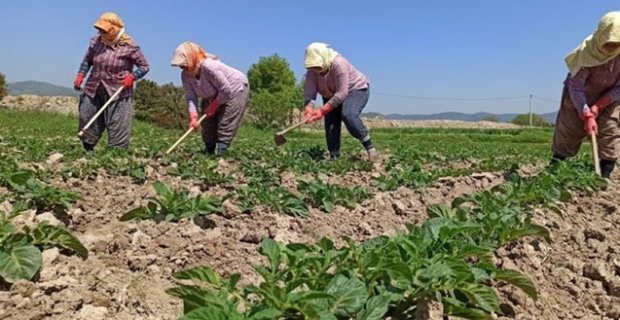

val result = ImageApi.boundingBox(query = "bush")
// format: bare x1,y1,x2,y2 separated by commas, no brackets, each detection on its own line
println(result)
0,73,7,101
482,115,500,122
511,113,551,127
134,79,190,130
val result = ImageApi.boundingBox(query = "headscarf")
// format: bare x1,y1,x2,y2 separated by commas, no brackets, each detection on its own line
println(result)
565,11,620,77
94,12,132,47
304,42,339,70
170,41,219,76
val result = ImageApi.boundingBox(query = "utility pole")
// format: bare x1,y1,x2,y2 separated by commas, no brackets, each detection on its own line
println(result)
529,94,533,128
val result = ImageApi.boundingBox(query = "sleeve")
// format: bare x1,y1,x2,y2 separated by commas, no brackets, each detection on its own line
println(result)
303,71,318,106
201,62,232,103
567,68,589,113
602,82,620,102
325,58,349,107
181,74,198,114
78,37,97,75
130,45,151,80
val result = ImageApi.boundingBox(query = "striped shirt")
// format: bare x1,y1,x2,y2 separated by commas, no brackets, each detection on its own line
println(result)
304,55,369,107
181,59,248,113
566,54,620,113
78,35,150,100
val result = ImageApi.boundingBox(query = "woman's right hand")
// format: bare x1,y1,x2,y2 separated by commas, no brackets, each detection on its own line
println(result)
189,111,200,130
73,74,84,91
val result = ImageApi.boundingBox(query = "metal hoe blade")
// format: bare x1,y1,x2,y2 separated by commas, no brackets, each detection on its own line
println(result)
274,133,287,146
78,129,97,141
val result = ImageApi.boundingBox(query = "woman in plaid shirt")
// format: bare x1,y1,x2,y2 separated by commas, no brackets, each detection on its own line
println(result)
73,12,150,151
302,42,378,162
171,41,250,158
552,11,620,185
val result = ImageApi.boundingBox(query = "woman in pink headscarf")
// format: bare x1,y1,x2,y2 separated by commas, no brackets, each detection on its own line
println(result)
171,41,250,157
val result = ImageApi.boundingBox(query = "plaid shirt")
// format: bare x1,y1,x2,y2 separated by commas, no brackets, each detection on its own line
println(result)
304,55,369,107
566,54,620,113
78,35,150,100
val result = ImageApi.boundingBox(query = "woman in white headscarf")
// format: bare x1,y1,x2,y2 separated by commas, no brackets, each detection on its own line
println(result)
302,42,378,162
552,11,620,185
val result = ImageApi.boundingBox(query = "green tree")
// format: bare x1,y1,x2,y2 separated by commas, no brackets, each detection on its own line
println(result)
246,54,305,128
247,54,296,94
134,79,188,129
482,115,500,122
0,72,7,101
511,113,551,127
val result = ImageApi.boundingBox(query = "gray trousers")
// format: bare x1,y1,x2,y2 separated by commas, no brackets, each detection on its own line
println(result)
323,85,371,156
200,84,249,146
78,84,133,149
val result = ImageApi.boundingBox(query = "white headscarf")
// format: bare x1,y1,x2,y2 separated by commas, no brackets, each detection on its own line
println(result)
304,42,339,70
565,11,620,77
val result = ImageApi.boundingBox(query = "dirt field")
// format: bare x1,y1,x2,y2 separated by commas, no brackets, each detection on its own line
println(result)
1,95,618,320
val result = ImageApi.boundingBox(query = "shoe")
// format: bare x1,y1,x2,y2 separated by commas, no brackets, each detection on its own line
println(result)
367,148,380,163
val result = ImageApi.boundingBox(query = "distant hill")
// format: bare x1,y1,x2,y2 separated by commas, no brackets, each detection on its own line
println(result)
365,111,558,124
8,81,79,97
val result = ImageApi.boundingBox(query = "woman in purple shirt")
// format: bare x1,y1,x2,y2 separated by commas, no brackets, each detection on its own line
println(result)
303,42,378,162
171,41,250,157
552,11,620,185
73,12,150,151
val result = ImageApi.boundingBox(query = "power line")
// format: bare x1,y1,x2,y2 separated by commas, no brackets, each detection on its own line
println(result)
532,95,560,104
372,92,529,101
370,91,562,104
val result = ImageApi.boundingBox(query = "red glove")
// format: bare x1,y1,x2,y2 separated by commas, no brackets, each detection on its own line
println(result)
189,111,199,130
309,104,332,123
581,110,598,135
590,95,613,118
205,100,221,117
303,105,314,123
73,73,84,90
122,74,135,89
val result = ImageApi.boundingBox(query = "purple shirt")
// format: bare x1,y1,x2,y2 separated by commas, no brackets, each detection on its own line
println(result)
181,59,249,113
78,35,150,100
566,54,620,113
304,55,369,107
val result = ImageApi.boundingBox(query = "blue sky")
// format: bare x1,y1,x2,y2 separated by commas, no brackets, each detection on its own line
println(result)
1,1,619,115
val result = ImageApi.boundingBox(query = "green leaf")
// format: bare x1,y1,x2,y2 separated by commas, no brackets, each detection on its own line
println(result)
421,217,455,240
459,283,501,313
443,299,494,320
152,181,170,197
0,244,42,283
495,269,538,301
426,203,453,219
119,206,150,221
180,306,231,320
356,294,391,320
249,308,284,320
324,275,368,316
559,188,572,202
509,223,551,243
30,223,89,260
258,238,281,273
172,266,224,287
323,200,334,213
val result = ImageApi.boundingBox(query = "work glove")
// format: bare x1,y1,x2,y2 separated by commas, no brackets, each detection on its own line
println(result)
303,105,314,122
590,95,613,118
308,104,332,123
73,73,84,91
189,111,200,130
122,74,135,89
205,100,221,117
581,110,598,135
